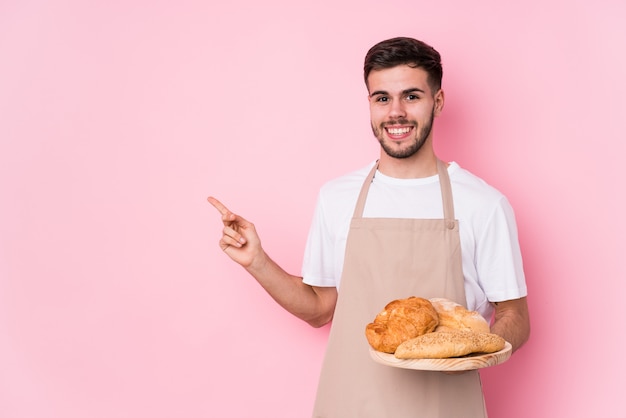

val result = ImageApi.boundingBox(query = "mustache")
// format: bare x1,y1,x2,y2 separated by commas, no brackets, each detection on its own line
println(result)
381,119,416,127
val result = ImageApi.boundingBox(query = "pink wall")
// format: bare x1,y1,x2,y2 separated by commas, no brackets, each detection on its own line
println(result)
1,0,625,417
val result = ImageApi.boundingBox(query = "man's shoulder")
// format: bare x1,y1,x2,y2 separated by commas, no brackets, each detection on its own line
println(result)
450,163,506,200
449,163,514,219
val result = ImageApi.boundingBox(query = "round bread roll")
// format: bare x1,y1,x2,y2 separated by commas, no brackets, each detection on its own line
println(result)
429,298,490,333
365,297,439,353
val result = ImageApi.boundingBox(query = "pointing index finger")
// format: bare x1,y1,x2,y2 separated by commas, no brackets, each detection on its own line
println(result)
207,196,230,215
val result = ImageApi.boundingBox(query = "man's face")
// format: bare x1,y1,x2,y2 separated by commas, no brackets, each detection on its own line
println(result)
368,65,444,159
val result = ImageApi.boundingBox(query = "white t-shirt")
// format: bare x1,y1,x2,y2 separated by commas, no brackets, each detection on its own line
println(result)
301,161,527,321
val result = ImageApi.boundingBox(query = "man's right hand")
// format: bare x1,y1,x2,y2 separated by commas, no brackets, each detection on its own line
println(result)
207,196,337,327
207,196,263,269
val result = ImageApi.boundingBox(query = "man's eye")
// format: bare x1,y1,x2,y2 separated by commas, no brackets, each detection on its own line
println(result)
376,96,389,103
406,94,420,101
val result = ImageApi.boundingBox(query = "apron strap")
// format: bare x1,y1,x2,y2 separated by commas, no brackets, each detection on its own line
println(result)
437,159,456,230
352,161,379,219
352,159,456,230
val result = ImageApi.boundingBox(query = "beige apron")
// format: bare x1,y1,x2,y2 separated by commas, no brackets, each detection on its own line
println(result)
312,160,487,418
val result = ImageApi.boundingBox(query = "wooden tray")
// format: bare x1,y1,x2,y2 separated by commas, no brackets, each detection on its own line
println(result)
369,342,512,371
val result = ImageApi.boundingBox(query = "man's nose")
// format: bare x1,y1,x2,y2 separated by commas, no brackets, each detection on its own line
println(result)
388,100,406,119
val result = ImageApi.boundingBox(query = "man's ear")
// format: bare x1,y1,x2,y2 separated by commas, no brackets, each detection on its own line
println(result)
434,89,445,116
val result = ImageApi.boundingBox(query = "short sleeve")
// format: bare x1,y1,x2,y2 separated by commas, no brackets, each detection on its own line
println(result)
301,193,339,288
476,196,527,302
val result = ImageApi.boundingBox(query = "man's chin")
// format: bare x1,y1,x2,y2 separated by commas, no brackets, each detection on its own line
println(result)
379,139,425,159
381,146,418,159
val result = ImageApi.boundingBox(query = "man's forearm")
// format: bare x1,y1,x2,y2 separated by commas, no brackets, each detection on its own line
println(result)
245,251,337,327
490,297,530,352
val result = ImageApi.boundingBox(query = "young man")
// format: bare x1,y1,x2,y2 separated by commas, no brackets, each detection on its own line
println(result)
208,37,530,417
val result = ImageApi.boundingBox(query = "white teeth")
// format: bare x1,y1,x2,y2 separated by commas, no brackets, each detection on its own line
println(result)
387,127,411,135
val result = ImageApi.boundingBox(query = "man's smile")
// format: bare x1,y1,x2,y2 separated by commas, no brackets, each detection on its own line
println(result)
385,125,414,140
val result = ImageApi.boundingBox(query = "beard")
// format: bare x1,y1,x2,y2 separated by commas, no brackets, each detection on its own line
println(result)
371,107,435,159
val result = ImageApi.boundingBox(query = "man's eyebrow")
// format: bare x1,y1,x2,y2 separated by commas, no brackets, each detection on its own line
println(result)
369,87,426,98
403,87,426,95
369,90,388,97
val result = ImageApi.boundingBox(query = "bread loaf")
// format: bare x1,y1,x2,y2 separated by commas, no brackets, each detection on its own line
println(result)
394,331,506,359
365,297,439,353
429,298,490,333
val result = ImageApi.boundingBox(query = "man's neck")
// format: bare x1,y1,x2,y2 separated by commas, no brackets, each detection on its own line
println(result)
377,149,440,179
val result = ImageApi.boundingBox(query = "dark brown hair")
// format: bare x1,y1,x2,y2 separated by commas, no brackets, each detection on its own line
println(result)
363,37,443,92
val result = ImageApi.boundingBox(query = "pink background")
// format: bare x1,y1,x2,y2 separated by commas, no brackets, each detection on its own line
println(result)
1,1,625,417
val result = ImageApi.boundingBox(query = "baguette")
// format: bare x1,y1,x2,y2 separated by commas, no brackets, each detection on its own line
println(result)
394,331,506,359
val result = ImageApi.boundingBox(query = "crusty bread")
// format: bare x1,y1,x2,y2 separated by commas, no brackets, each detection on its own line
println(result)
394,331,506,359
429,298,491,334
365,297,439,354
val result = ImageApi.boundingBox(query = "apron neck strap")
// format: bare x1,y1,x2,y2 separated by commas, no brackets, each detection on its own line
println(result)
352,159,456,229
436,159,456,229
